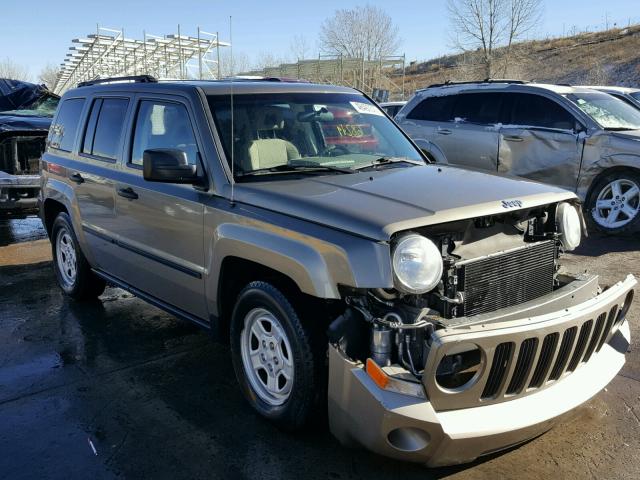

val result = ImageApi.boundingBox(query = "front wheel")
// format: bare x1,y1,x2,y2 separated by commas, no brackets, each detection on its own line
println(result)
230,281,319,430
587,171,640,234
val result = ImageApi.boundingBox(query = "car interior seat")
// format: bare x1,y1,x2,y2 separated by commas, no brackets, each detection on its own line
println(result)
247,107,300,171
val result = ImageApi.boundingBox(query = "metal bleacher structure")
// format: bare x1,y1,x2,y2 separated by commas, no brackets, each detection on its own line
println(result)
54,25,230,94
54,25,407,101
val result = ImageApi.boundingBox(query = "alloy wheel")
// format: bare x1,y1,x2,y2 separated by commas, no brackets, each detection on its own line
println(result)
592,178,640,229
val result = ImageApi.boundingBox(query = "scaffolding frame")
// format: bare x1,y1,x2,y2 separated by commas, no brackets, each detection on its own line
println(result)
54,25,230,94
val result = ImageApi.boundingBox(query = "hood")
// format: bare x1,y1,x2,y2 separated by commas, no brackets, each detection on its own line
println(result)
234,164,577,240
0,79,58,111
608,129,640,142
0,113,52,134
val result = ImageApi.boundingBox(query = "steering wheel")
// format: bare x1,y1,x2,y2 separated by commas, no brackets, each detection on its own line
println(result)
321,144,351,157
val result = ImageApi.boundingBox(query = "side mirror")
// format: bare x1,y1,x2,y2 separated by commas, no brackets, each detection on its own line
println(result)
143,149,199,184
413,138,432,156
574,120,587,134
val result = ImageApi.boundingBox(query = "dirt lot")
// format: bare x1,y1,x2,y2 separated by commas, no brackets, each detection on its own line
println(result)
0,217,638,480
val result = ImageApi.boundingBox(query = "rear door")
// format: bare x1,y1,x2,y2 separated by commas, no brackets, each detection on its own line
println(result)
73,96,131,269
110,95,207,319
498,93,583,190
447,92,503,171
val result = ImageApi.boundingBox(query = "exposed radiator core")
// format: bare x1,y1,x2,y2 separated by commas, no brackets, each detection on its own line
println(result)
457,240,556,317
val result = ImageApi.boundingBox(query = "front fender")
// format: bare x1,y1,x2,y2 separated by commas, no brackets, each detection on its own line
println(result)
577,153,640,201
205,217,393,316
413,138,448,164
213,223,339,299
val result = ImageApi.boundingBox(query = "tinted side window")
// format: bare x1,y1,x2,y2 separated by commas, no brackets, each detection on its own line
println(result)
406,95,455,121
88,98,129,160
509,93,575,129
131,101,198,166
452,92,503,124
49,98,85,151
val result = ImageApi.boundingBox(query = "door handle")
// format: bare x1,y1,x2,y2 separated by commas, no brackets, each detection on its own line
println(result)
117,187,139,200
69,172,84,184
437,128,452,135
504,135,523,142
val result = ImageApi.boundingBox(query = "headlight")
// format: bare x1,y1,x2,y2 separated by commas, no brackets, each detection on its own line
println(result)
556,202,582,251
392,234,443,294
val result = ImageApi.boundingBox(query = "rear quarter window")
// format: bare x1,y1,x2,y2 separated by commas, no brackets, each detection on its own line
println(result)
49,98,86,152
406,95,455,121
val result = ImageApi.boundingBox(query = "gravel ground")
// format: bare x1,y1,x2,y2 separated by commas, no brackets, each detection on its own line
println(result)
0,217,638,480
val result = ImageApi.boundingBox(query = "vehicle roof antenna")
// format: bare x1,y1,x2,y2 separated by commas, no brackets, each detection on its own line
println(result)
229,15,235,206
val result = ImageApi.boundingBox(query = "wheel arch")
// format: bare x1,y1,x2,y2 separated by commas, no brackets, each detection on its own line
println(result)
42,198,69,236
584,165,640,205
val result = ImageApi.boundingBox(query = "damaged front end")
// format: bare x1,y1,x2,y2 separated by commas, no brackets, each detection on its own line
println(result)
0,130,47,215
0,79,58,216
327,200,636,466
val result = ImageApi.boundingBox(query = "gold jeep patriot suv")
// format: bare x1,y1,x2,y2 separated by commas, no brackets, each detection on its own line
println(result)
40,76,635,466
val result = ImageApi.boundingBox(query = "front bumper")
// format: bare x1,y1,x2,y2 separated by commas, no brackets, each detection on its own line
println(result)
328,274,635,466
0,171,40,214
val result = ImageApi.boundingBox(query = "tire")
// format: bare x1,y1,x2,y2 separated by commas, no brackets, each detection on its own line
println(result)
586,170,640,234
51,212,106,300
230,281,320,430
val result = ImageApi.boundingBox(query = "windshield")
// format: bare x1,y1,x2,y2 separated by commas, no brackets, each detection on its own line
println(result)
207,92,423,179
630,91,640,102
564,91,640,130
0,95,59,118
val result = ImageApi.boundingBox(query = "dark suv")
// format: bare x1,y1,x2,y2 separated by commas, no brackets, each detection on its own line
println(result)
39,76,635,466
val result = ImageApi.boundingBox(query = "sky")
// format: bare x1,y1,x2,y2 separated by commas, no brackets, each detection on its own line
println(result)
2,0,639,81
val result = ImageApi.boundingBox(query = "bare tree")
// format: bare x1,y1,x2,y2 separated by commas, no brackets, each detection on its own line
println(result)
38,63,60,90
252,51,289,71
447,0,542,77
0,58,31,81
290,34,311,61
319,5,400,60
218,49,251,77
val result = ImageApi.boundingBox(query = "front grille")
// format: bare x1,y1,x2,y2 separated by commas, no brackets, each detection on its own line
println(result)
423,274,636,412
458,240,556,316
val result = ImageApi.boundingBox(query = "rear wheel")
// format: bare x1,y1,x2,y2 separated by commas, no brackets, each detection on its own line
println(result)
587,171,640,234
230,281,319,430
51,212,106,300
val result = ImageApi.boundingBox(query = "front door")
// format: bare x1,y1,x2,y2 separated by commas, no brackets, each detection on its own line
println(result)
111,96,207,319
498,93,584,191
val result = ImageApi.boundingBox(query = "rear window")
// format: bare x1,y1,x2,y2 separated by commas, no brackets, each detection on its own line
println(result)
82,98,129,160
406,95,455,122
49,98,85,151
451,92,503,124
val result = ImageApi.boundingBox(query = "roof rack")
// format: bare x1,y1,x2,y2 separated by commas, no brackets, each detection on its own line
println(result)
77,75,158,88
424,78,528,89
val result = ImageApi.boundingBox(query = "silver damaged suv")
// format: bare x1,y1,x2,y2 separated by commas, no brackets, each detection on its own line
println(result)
40,77,636,467
396,81,640,234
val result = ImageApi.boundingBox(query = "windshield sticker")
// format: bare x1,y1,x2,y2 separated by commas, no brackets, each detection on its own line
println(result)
350,101,384,116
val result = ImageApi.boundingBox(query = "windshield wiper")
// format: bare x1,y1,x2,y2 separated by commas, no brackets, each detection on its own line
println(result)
236,162,354,178
604,127,637,131
353,156,425,170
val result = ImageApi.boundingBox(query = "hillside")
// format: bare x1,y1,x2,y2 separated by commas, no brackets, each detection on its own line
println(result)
402,24,640,93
